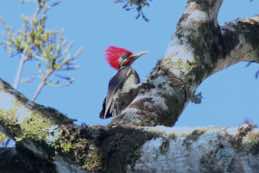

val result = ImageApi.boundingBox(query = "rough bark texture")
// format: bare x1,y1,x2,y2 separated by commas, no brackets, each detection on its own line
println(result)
0,0,259,172
1,78,259,173
111,0,259,126
0,147,56,173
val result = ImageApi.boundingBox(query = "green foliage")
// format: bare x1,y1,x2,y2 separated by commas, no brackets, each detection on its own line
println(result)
0,0,83,101
2,15,49,58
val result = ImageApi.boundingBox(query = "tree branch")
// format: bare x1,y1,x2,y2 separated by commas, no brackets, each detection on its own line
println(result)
111,0,259,126
128,123,259,173
0,78,152,173
215,16,259,72
0,0,259,172
0,78,259,173
13,55,28,90
0,79,86,172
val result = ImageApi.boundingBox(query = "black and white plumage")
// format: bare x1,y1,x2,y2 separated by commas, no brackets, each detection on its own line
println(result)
100,66,140,119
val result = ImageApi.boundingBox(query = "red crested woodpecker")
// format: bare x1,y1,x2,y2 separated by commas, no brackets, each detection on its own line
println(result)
100,46,147,119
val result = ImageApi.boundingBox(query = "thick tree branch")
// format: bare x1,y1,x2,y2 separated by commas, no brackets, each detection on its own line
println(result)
0,79,87,172
215,16,259,72
0,79,153,173
0,78,259,173
111,0,259,127
128,124,259,173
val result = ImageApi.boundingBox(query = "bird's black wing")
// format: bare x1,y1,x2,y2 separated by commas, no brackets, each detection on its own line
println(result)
99,67,132,119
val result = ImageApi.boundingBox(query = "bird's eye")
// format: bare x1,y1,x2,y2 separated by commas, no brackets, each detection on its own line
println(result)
119,55,128,65
121,55,127,60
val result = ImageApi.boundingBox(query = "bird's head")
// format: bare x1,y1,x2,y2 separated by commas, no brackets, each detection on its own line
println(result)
105,46,147,70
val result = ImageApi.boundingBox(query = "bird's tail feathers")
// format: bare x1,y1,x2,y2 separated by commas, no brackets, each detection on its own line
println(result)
99,98,112,119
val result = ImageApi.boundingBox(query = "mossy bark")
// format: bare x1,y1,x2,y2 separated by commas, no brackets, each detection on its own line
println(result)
0,0,259,173
111,0,259,127
0,81,259,173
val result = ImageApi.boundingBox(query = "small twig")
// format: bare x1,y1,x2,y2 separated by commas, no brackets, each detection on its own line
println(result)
32,69,53,101
13,55,28,89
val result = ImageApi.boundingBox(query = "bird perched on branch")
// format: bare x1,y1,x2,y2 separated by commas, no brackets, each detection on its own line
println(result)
100,46,147,119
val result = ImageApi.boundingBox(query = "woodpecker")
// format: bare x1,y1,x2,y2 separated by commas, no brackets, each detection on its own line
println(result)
100,46,147,119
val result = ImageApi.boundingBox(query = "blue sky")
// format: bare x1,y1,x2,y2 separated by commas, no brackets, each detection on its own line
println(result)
0,0,259,127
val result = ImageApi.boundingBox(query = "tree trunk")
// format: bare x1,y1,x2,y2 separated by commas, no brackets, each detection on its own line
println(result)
111,0,259,127
0,0,259,172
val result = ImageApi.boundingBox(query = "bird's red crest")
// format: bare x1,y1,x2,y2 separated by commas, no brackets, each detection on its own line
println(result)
105,46,133,70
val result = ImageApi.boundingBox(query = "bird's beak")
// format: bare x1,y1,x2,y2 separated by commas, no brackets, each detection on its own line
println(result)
131,51,148,60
